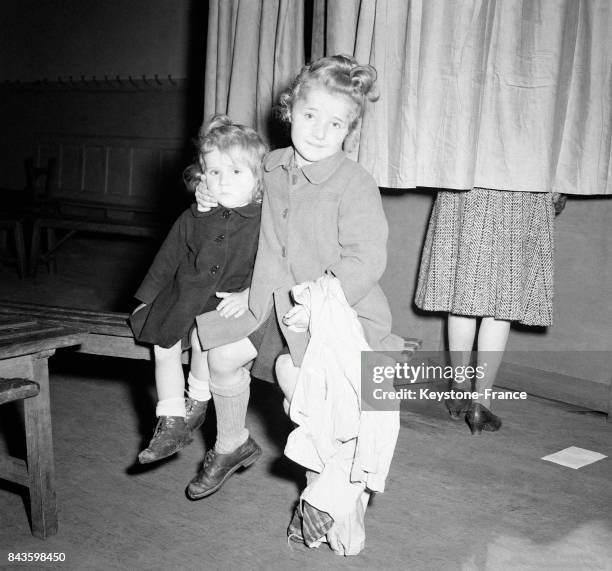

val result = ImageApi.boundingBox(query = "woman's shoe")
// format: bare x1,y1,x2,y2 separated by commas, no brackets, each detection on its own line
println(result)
464,403,502,435
445,397,471,420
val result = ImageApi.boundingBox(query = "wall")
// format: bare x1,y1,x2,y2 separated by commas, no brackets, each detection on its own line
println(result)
1,0,206,211
1,0,194,82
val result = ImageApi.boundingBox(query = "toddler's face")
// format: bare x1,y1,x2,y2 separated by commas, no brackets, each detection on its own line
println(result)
290,86,352,166
202,149,257,208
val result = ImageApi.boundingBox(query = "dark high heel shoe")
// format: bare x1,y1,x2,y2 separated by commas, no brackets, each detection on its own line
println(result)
444,397,471,419
464,403,502,435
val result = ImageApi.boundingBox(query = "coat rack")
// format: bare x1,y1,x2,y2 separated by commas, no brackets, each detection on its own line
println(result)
2,75,185,92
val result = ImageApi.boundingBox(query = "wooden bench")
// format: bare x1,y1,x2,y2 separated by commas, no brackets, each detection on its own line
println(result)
0,315,85,538
0,300,154,361
29,201,163,276
25,134,190,275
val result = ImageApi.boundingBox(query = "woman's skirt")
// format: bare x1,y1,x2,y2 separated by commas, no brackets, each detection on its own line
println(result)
415,188,554,326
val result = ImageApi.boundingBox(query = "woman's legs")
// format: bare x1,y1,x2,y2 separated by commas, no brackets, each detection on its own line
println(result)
447,314,477,391
473,317,510,408
447,314,509,433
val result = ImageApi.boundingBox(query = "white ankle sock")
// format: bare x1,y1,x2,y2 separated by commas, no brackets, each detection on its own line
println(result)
187,372,211,402
156,397,186,418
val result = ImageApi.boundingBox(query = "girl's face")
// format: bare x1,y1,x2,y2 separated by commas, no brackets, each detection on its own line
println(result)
201,149,257,208
290,86,353,166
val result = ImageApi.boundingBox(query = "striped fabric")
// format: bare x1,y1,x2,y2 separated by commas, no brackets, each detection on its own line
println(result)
415,188,554,326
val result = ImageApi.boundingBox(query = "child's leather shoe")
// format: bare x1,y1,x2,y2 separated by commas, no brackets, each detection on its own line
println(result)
185,436,262,499
185,397,208,432
138,416,193,464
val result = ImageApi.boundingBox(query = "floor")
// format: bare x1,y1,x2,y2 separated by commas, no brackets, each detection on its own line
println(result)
1,235,611,570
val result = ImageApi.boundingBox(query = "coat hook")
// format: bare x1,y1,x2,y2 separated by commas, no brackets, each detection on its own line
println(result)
154,74,163,85
168,74,176,85
69,75,76,86
58,76,64,85
104,74,112,86
115,75,123,86
128,75,138,87
81,75,87,84
142,74,150,86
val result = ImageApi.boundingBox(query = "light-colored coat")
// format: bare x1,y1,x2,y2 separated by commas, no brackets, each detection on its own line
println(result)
197,146,404,361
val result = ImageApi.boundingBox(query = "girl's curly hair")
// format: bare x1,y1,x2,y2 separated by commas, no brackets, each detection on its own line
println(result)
277,54,379,133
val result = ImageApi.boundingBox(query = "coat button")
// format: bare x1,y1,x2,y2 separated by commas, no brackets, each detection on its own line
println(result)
281,246,287,257
222,210,231,218
281,208,288,219
214,234,225,243
210,264,220,275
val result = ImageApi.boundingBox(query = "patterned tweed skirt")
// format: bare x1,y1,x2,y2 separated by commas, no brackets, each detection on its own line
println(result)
415,188,555,326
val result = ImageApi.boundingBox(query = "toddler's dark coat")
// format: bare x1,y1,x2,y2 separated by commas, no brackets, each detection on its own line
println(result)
129,203,261,348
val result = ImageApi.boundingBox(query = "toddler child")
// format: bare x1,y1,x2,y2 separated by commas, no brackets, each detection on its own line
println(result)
129,115,267,463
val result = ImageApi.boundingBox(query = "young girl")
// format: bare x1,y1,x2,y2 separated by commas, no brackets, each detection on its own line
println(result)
189,55,404,536
415,188,555,434
129,115,267,464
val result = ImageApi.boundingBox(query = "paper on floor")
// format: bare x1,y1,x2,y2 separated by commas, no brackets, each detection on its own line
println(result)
541,446,607,469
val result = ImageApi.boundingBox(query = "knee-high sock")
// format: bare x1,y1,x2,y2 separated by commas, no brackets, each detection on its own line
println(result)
210,367,251,453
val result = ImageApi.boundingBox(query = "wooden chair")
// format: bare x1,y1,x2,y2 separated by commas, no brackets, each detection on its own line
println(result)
0,219,27,278
0,377,58,538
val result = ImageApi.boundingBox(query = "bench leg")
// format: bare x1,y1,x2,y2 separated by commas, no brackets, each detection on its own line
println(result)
14,222,27,279
46,228,57,274
24,353,58,538
29,221,41,277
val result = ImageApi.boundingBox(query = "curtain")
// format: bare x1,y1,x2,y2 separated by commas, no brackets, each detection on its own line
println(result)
203,0,304,145
313,0,612,195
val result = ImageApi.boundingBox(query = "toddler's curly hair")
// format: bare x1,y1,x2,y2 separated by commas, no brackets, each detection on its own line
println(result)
183,114,268,203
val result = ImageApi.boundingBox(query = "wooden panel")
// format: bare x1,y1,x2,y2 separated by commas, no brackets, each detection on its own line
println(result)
60,144,84,192
131,148,160,197
107,146,132,197
160,148,186,187
32,134,186,209
38,143,60,172
78,333,152,360
83,145,107,194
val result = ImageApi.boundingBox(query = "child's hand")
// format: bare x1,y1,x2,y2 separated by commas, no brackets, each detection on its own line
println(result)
282,305,310,332
195,175,218,212
131,302,147,315
216,289,249,318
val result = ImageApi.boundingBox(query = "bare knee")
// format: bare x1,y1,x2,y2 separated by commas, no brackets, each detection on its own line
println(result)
153,342,182,362
190,329,204,355
275,354,299,402
208,339,256,378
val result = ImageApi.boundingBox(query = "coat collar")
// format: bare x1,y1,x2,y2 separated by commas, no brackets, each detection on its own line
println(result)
189,202,261,219
264,147,346,185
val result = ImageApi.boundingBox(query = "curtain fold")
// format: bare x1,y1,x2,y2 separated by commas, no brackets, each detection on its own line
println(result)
313,0,611,195
203,0,304,145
